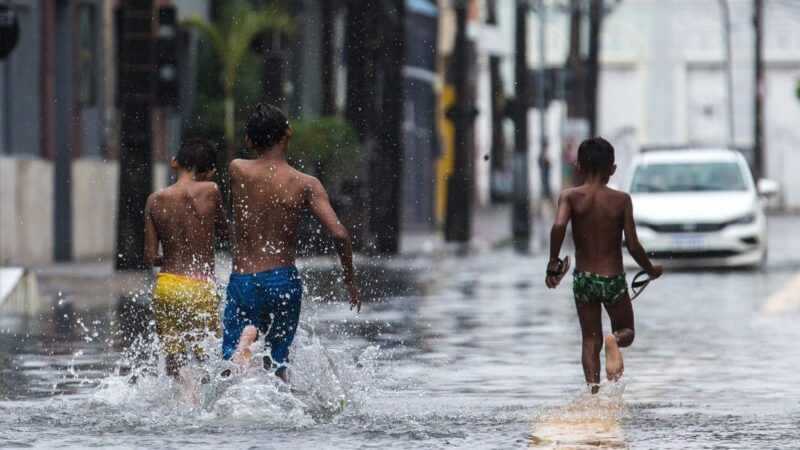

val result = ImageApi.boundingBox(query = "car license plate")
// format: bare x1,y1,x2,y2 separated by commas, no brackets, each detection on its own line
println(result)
670,234,708,251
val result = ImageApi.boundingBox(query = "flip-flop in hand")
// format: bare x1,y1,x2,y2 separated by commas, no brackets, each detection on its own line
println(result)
630,270,651,301
545,256,571,289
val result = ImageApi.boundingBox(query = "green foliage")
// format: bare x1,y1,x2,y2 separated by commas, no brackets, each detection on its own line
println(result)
289,117,362,187
182,1,293,90
183,40,263,153
181,0,293,159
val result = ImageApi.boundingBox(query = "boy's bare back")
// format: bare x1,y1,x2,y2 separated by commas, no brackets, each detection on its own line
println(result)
145,181,225,279
562,184,632,276
229,158,324,273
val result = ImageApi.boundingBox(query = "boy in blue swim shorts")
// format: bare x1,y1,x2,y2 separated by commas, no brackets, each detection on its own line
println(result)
224,103,362,381
546,137,662,393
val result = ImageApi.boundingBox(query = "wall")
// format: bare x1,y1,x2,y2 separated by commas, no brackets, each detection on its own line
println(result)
0,157,54,265
1,158,172,266
71,159,119,260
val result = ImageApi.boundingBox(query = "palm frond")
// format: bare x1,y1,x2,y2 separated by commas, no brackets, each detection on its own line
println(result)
180,15,225,52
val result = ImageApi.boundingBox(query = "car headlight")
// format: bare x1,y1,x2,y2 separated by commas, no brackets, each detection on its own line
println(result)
727,213,755,226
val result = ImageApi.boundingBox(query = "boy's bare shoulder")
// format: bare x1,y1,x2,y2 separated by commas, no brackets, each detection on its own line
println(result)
605,187,631,210
228,158,250,176
608,187,631,202
146,187,169,206
281,166,319,188
196,180,220,194
560,186,582,200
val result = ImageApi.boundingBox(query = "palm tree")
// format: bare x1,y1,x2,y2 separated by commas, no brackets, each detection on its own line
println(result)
182,1,293,161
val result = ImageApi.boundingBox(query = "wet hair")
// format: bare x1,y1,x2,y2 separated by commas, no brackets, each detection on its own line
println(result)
175,138,216,173
577,136,615,174
246,103,289,150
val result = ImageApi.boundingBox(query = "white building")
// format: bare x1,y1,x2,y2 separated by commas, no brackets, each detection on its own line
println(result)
470,0,800,210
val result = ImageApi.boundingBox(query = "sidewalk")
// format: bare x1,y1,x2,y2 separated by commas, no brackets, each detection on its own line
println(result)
19,203,540,313
28,251,422,313
400,203,551,256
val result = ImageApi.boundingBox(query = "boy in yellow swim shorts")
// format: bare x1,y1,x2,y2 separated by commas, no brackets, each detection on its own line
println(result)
144,138,229,386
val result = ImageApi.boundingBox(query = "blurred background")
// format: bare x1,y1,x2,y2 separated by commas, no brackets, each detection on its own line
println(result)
1,0,798,267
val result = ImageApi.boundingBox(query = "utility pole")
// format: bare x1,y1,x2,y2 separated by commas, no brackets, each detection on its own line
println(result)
753,0,764,178
344,0,376,141
536,0,551,200
262,30,286,107
445,1,476,243
487,0,507,202
370,0,405,253
566,0,585,120
321,0,337,115
116,1,156,271
718,0,735,148
255,0,288,107
511,1,530,252
587,0,602,136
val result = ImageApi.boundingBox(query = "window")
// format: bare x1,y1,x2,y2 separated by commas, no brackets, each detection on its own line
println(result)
631,162,746,193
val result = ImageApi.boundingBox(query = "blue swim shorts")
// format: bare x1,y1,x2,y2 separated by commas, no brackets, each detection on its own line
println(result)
223,266,302,373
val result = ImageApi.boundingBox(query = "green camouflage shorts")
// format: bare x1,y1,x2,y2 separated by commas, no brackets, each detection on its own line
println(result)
572,270,628,305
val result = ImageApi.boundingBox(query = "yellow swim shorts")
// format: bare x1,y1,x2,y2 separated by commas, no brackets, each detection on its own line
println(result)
152,272,220,359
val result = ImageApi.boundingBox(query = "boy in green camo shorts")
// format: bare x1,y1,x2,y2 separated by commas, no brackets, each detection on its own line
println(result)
546,137,663,393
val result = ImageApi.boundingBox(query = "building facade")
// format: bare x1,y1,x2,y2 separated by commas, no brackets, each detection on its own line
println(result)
0,0,209,265
455,0,800,214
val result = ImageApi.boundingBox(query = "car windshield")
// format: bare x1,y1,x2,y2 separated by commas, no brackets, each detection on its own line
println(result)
630,162,747,193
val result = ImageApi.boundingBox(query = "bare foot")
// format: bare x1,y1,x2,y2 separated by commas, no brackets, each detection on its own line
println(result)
604,333,624,381
231,347,252,366
178,367,199,405
231,325,258,367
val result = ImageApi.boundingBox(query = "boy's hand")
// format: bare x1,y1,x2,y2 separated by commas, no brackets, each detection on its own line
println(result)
647,264,663,280
345,279,362,313
545,259,561,289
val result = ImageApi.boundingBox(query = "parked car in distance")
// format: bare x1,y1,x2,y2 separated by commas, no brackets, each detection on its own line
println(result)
621,148,779,268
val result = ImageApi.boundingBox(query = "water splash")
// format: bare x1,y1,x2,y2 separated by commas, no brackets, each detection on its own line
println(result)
530,382,629,448
79,324,384,430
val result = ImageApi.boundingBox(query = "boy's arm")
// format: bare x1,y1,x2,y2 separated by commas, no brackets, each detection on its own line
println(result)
144,194,162,267
623,194,663,279
306,176,361,312
546,191,572,288
212,185,230,246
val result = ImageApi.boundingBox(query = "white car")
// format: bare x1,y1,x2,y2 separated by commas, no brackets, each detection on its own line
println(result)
621,149,779,268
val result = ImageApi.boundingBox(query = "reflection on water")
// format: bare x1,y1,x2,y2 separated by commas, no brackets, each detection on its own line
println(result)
1,250,800,448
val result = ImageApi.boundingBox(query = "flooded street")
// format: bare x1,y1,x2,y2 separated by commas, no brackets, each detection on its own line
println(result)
2,217,800,449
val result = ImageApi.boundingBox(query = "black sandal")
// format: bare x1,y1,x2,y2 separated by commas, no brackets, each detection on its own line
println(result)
546,255,571,284
630,270,651,301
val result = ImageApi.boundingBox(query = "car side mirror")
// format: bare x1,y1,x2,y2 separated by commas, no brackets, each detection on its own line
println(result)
757,178,780,197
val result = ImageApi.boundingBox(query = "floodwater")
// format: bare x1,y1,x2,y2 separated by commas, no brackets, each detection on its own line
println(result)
2,218,800,449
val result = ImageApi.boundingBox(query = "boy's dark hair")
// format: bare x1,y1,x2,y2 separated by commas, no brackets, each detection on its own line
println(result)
175,138,216,173
578,136,615,173
246,103,289,150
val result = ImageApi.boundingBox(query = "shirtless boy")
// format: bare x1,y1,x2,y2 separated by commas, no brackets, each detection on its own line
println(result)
546,137,662,392
144,138,229,384
223,103,361,381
